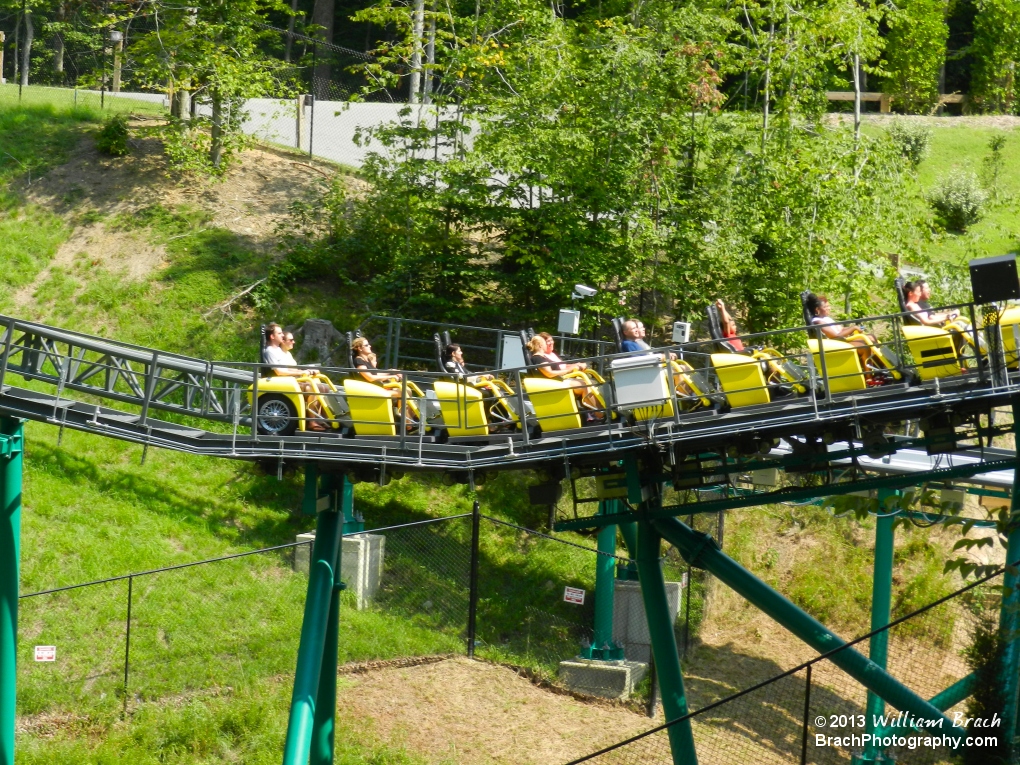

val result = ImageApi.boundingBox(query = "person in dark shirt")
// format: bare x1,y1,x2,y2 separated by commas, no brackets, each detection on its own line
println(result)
351,336,419,426
527,334,603,415
443,344,494,385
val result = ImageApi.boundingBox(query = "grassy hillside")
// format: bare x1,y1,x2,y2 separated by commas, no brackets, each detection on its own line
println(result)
0,100,1002,763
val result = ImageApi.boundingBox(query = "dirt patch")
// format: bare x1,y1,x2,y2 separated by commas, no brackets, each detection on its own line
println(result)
337,656,653,764
825,113,1020,130
23,126,334,252
12,223,167,308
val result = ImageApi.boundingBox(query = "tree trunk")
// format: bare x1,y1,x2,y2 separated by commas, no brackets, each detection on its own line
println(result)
285,0,299,63
852,52,862,147
20,10,33,88
423,2,435,104
210,90,224,168
311,0,335,99
53,2,66,75
409,0,425,104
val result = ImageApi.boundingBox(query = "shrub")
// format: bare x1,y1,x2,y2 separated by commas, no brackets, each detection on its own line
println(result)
95,114,130,157
887,120,933,166
927,171,987,231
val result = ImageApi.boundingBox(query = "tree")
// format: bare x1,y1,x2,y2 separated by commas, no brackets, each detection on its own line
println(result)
969,0,1020,114
883,0,950,113
129,0,292,170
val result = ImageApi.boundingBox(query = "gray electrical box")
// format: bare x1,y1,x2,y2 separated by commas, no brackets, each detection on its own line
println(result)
558,309,581,335
611,354,669,409
672,322,690,344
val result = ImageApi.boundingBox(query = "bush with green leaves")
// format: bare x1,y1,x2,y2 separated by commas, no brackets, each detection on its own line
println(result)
95,114,130,157
927,171,987,231
887,120,933,166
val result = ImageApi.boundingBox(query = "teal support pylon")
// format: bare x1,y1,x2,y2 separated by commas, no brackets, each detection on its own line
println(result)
581,500,624,660
282,468,345,765
652,516,962,737
998,399,1020,758
636,519,698,765
858,491,897,764
310,474,350,765
0,418,23,765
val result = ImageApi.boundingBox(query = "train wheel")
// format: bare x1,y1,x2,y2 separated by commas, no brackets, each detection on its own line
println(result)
256,394,298,437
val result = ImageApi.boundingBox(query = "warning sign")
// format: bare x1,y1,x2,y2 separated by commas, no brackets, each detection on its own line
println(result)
34,646,56,662
563,587,585,605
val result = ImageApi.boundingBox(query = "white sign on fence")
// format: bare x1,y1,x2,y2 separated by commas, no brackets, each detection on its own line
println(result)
563,586,585,605
34,646,56,662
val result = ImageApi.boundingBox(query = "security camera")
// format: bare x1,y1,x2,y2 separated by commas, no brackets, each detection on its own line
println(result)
572,284,597,298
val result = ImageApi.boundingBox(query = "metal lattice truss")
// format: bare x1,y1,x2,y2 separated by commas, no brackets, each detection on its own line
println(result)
2,314,1020,489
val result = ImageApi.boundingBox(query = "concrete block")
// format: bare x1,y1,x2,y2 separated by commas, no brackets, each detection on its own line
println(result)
293,531,386,610
558,659,648,700
612,578,684,663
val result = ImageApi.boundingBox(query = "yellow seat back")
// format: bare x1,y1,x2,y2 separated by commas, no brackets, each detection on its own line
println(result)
342,379,395,436
806,338,867,393
522,377,582,432
711,353,770,408
901,325,961,380
997,308,1020,368
434,380,488,437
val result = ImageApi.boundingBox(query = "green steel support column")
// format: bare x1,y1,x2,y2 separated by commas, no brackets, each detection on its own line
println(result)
652,516,962,737
593,501,617,650
0,418,24,765
282,472,345,765
860,493,897,764
999,399,1020,758
620,522,638,560
310,474,349,765
636,519,698,765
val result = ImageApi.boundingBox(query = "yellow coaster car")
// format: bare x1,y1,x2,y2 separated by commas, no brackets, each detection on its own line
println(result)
250,373,348,436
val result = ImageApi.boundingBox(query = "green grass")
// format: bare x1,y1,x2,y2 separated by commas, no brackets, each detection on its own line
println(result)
0,83,165,117
865,122,1020,267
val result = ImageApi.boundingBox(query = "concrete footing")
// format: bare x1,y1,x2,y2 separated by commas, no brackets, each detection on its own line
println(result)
294,532,385,610
557,659,649,700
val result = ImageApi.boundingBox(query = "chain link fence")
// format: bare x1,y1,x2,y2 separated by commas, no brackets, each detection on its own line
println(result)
18,510,711,718
17,507,1004,764
0,8,415,168
566,567,1006,765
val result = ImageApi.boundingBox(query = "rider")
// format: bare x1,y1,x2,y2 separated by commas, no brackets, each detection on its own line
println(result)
264,323,328,431
351,336,418,425
714,299,745,352
805,293,877,368
527,334,602,414
443,344,495,385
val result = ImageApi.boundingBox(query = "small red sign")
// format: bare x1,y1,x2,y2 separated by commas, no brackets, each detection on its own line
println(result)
34,646,56,662
563,587,585,605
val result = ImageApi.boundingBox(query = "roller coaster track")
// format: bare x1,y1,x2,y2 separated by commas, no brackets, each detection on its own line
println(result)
0,314,1017,497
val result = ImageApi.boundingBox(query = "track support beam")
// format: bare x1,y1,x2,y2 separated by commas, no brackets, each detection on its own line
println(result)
0,417,23,765
652,516,962,737
998,399,1020,756
859,492,897,764
282,468,347,765
636,518,698,765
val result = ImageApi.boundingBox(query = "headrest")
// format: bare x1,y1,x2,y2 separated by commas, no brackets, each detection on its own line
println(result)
346,331,355,368
259,325,271,372
434,333,446,373
705,305,723,341
610,317,625,351
519,329,533,366
800,291,815,328
894,277,908,313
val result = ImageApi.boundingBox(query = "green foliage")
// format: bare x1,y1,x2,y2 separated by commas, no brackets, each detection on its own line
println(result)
927,170,988,231
969,0,1020,115
982,134,1009,198
127,0,294,170
883,0,949,113
95,114,131,157
961,596,1009,764
887,120,933,166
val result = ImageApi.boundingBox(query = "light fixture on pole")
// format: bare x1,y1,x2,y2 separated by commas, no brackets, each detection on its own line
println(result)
109,30,124,93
